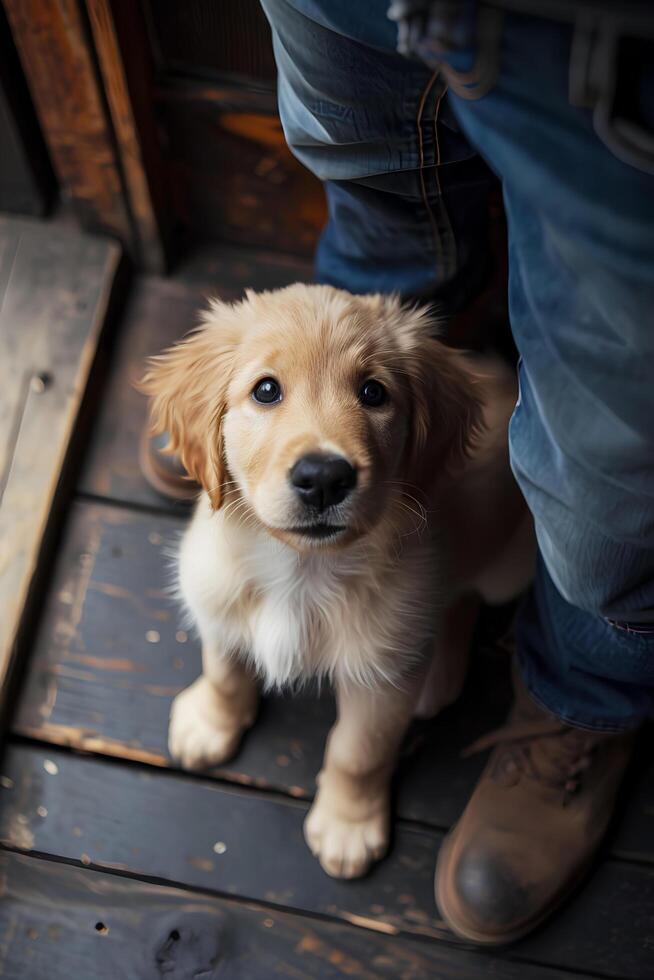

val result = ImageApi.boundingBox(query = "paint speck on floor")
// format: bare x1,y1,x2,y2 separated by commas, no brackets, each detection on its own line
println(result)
189,857,214,872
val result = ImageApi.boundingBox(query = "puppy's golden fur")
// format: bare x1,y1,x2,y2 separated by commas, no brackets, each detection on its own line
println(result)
141,284,534,878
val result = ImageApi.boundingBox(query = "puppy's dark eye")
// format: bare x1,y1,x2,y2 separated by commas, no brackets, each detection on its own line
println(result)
252,377,282,404
358,379,387,408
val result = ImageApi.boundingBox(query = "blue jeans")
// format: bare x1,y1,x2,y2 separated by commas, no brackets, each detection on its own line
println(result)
260,0,654,732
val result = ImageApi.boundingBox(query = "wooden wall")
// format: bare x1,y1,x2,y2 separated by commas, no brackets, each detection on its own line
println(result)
144,0,325,257
2,0,325,270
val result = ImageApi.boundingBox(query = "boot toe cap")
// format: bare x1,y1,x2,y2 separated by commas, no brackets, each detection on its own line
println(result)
452,848,531,935
437,838,544,944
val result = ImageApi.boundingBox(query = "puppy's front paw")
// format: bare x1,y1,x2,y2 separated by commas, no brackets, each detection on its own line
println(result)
168,676,254,770
304,791,389,879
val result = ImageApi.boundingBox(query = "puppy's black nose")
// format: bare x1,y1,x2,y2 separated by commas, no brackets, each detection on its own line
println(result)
290,453,357,510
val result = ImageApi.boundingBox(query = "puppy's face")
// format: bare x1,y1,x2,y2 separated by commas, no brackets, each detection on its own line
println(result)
141,285,482,551
222,294,409,548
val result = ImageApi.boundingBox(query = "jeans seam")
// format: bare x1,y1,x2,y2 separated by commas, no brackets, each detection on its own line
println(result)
606,618,654,637
416,69,445,276
431,81,459,285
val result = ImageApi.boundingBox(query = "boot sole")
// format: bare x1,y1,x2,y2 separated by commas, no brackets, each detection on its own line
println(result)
435,828,594,947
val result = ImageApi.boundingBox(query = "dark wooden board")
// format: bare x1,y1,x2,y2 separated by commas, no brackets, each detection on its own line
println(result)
13,499,654,862
78,251,311,510
0,850,590,980
0,744,449,944
0,744,652,979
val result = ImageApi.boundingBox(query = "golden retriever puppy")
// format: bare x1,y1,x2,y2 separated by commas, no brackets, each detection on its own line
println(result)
140,284,534,879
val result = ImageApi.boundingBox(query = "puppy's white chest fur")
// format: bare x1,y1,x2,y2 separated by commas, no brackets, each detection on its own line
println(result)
247,544,343,685
178,497,435,690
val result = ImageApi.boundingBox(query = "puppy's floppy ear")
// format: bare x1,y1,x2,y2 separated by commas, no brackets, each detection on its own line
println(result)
406,337,486,488
137,299,241,510
373,296,485,490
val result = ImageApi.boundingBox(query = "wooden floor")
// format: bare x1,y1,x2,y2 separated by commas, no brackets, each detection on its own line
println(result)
1,242,653,979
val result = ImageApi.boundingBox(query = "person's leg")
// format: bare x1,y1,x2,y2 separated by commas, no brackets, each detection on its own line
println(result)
403,4,654,942
433,5,654,730
260,0,496,310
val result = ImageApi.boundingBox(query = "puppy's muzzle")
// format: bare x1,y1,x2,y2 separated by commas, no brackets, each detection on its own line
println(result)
290,453,357,512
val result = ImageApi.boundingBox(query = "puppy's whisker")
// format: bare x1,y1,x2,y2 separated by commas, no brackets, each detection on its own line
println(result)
221,497,248,520
204,482,240,497
222,498,254,524
382,478,425,491
390,500,428,539
383,495,429,518
398,496,428,526
391,484,429,514
382,480,430,504
393,493,428,525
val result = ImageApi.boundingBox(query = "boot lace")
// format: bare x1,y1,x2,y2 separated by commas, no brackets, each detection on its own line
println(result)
463,718,601,804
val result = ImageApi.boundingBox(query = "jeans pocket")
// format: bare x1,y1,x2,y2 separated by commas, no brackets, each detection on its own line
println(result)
569,16,654,175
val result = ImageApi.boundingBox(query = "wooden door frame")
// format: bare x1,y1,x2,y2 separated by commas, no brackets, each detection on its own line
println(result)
2,0,170,272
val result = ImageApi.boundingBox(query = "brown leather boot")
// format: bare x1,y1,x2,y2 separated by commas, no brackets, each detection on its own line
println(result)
139,427,200,502
435,666,635,945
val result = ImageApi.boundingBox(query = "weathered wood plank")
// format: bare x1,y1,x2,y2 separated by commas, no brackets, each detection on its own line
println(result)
0,218,121,717
13,499,654,863
0,744,652,979
78,252,310,509
0,850,586,980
